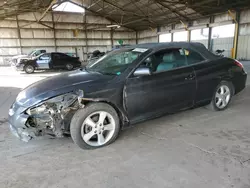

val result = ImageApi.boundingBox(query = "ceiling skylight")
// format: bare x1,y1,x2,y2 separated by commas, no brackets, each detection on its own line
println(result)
52,2,85,13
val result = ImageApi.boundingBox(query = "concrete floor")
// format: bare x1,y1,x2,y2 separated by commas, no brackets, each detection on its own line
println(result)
0,63,250,188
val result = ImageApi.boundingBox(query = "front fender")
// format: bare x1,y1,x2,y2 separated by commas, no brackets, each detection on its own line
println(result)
79,97,129,129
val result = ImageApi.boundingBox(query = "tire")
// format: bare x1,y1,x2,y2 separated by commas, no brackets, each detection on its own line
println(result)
207,81,234,111
24,65,35,74
66,63,74,71
70,103,120,150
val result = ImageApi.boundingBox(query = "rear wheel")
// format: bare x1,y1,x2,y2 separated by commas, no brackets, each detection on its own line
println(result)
208,81,233,111
66,63,74,71
24,65,35,74
70,103,120,150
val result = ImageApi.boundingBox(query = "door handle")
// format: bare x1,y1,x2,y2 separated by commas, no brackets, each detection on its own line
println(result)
185,74,195,80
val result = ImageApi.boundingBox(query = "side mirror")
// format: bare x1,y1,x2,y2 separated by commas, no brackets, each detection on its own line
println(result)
133,67,151,77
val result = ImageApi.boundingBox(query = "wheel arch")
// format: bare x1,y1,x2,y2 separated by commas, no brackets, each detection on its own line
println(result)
79,98,129,128
219,77,235,95
205,78,235,105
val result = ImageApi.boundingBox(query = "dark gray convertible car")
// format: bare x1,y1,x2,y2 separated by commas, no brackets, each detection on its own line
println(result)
8,43,247,150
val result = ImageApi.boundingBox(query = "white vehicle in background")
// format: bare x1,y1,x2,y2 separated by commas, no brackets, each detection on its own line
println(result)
11,49,46,65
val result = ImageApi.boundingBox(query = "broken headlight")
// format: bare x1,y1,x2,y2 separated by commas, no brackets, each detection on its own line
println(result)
26,93,78,116
26,104,47,115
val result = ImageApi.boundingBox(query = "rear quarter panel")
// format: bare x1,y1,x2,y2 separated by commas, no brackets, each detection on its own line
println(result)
230,61,247,94
193,57,234,104
67,57,81,67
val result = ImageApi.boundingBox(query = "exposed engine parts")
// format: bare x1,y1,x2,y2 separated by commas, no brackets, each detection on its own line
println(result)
24,92,82,140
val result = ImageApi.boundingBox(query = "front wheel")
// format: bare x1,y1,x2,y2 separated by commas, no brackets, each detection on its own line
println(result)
70,103,120,150
65,63,74,71
208,81,233,111
24,65,35,74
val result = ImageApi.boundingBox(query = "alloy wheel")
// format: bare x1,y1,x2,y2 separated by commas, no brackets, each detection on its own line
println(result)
66,64,73,70
215,85,231,109
81,111,115,147
25,65,34,73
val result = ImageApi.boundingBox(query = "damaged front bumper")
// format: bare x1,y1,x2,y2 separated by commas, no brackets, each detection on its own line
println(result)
8,92,82,142
8,104,35,142
9,122,35,142
14,64,24,71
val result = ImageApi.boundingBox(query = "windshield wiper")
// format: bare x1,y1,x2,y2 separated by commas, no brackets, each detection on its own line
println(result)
97,71,117,75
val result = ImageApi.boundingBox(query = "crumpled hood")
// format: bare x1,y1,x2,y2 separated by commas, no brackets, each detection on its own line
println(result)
16,69,114,107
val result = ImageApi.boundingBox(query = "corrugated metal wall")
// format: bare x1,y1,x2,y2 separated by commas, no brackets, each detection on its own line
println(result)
137,29,158,44
238,35,250,60
237,9,250,60
0,12,136,65
136,10,250,60
211,37,234,57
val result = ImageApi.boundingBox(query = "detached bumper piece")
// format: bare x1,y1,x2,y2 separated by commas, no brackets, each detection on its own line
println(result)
8,108,38,142
8,103,38,142
9,123,35,142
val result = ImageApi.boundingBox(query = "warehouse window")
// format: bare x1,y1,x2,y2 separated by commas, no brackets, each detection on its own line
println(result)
191,28,209,41
173,31,188,42
159,33,171,43
212,24,235,39
52,2,85,13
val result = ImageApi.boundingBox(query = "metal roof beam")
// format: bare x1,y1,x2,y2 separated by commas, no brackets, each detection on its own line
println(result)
155,0,189,21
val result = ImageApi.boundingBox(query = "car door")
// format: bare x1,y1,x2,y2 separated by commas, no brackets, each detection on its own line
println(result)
53,53,72,68
51,53,62,68
36,53,51,69
124,48,197,123
183,48,222,104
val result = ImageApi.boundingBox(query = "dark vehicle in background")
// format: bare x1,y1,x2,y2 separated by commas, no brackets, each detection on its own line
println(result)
87,50,106,64
8,42,247,150
112,44,131,50
215,49,225,57
87,46,131,65
15,52,82,73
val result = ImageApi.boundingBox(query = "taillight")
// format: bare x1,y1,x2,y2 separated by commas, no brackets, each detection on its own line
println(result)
234,60,244,69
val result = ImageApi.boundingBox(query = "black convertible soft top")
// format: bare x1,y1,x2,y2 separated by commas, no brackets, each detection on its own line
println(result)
129,42,219,60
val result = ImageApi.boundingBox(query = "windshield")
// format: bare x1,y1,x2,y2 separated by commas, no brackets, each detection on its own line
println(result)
28,50,36,56
86,48,147,75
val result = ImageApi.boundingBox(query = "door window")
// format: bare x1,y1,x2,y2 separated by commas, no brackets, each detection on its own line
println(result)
183,49,205,65
53,53,70,60
53,53,62,60
60,53,70,58
39,54,50,60
141,48,187,73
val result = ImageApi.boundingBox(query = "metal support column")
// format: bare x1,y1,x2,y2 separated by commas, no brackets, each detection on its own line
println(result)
51,12,57,52
157,27,160,43
180,20,190,42
171,24,174,42
84,14,88,62
111,28,114,48
16,14,22,54
187,30,191,42
208,27,212,51
208,16,214,51
231,11,240,59
136,31,138,44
